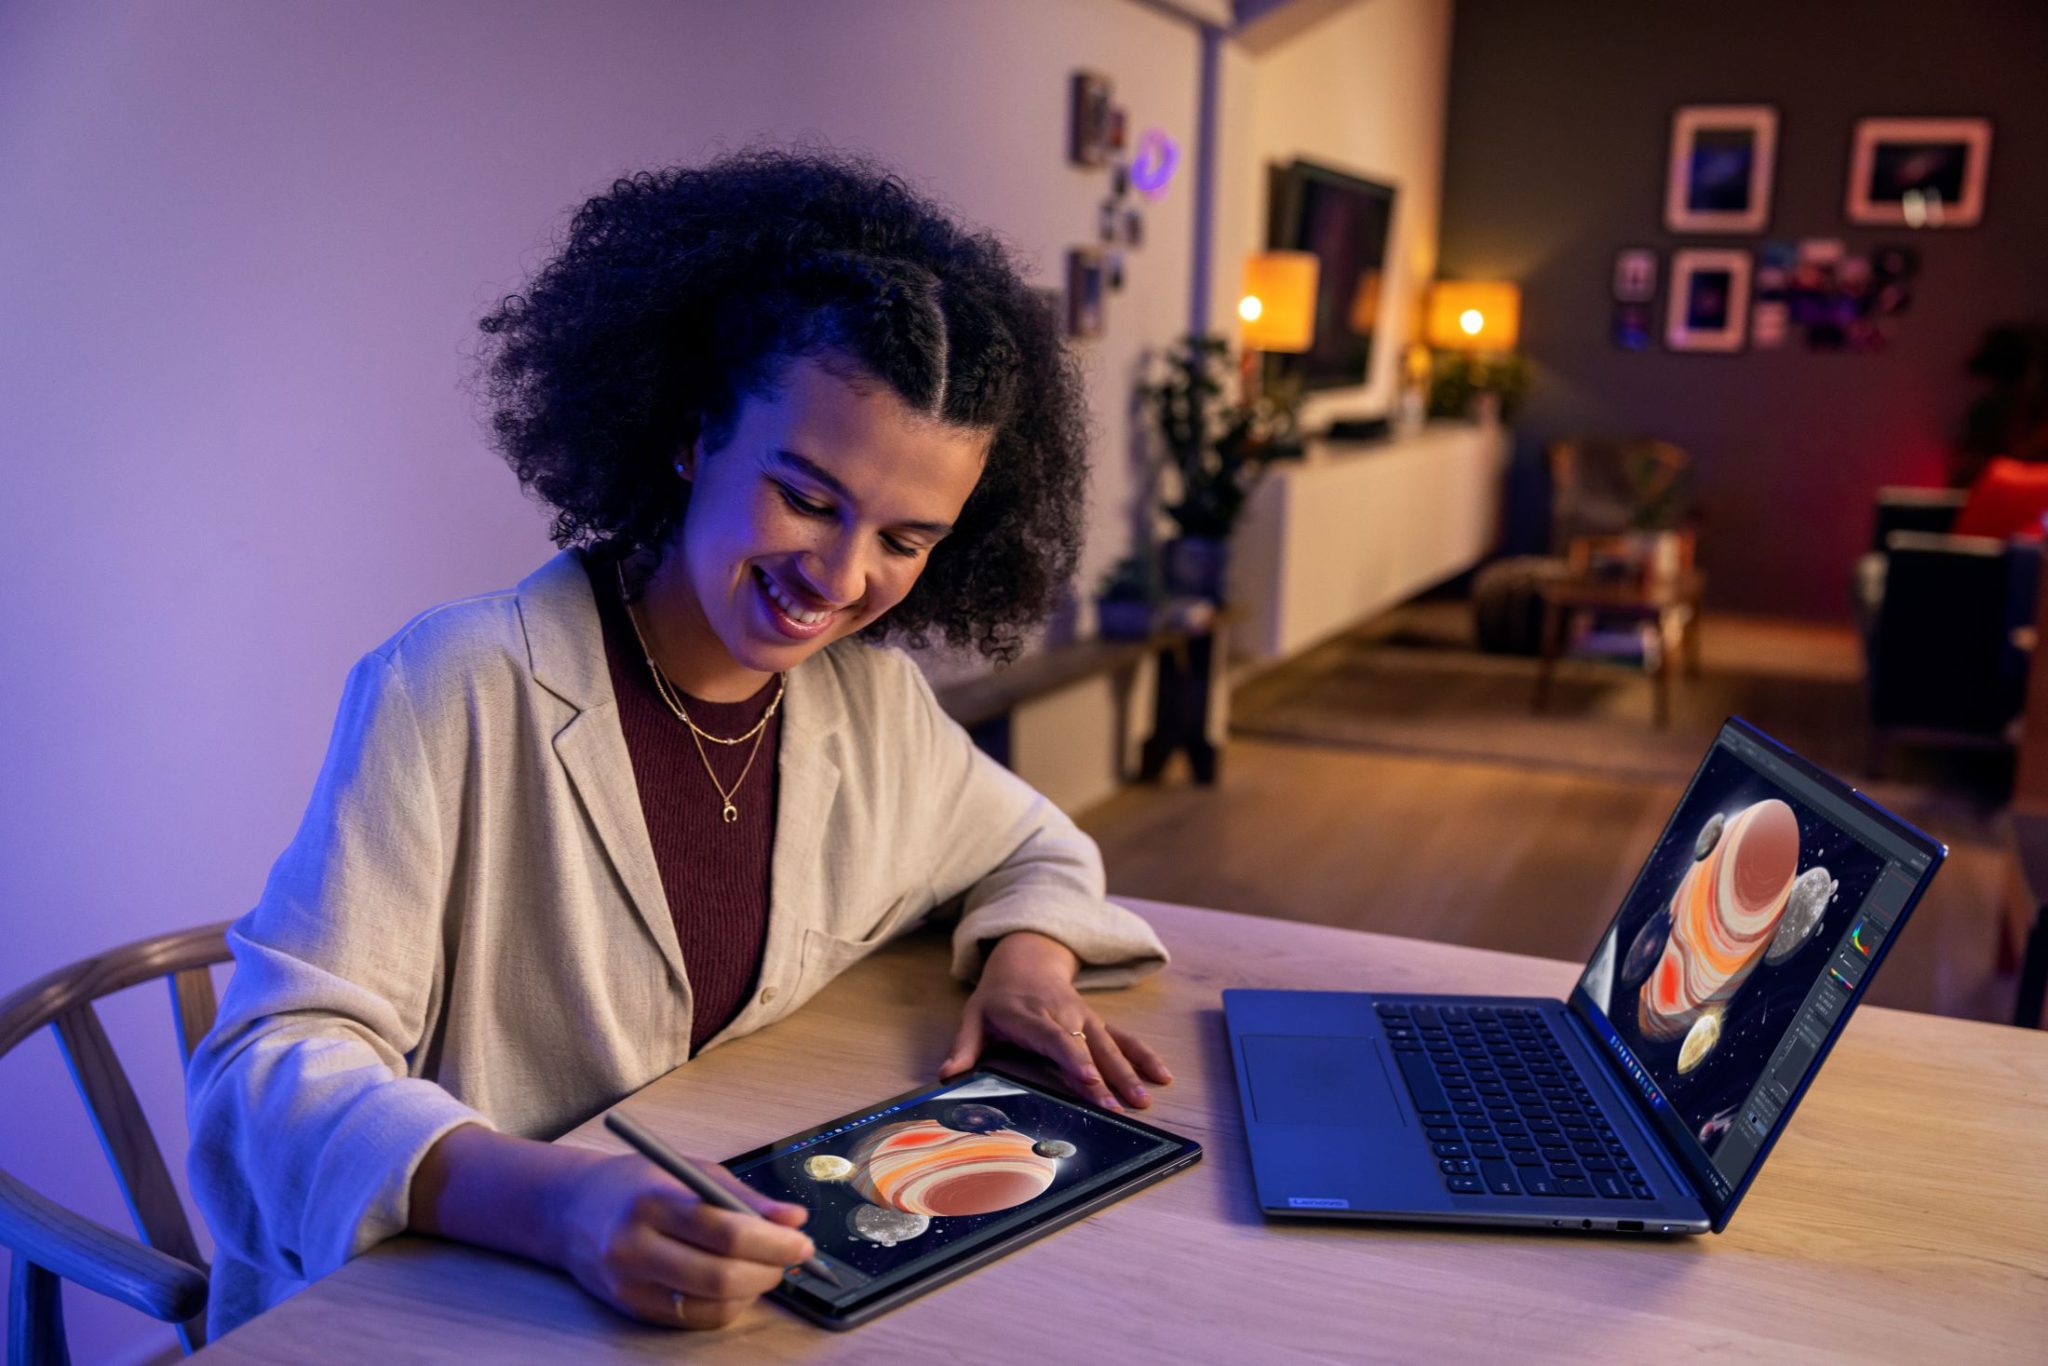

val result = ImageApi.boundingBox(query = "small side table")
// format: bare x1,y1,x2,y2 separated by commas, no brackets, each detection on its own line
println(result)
1533,568,1704,728
1137,616,1228,785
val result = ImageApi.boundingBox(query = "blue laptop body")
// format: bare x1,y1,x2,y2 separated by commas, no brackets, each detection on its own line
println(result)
1224,719,1945,1235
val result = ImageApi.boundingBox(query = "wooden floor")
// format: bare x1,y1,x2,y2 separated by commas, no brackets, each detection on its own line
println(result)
1082,609,2020,1027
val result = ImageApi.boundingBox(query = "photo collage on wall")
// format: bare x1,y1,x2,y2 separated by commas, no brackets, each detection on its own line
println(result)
1063,70,1179,339
1614,107,1988,355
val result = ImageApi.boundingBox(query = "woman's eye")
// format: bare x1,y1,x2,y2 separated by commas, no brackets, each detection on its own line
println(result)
882,536,923,559
777,485,832,518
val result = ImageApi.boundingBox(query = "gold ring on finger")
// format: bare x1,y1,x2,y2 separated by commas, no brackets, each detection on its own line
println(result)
1069,1028,1086,1037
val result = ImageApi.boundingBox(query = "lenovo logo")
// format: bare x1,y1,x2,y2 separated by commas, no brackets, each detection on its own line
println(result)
1287,1197,1350,1209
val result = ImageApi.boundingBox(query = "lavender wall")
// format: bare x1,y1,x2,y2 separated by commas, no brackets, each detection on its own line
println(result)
0,3,1201,1359
1438,0,2048,619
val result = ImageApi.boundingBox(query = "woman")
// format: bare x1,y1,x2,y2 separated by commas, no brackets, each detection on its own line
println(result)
187,150,1173,1335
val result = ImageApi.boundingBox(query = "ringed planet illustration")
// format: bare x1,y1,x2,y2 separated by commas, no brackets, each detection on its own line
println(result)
848,1119,1058,1217
1637,799,1800,1040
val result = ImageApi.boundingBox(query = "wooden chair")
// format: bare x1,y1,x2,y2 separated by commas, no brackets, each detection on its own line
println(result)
1,922,232,1364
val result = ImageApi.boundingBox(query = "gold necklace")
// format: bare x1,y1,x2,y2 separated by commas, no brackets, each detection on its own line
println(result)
617,563,785,824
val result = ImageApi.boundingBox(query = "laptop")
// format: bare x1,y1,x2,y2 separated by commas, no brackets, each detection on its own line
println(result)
1223,718,1946,1235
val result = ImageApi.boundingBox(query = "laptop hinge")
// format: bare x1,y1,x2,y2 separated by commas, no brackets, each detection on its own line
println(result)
1559,1006,1701,1202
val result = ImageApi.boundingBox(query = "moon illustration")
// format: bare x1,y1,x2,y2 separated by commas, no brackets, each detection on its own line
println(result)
846,1205,929,1247
1693,812,1727,861
1032,1139,1076,1160
803,1154,854,1182
1764,866,1838,965
940,1103,1011,1134
1676,1010,1722,1074
1620,905,1672,989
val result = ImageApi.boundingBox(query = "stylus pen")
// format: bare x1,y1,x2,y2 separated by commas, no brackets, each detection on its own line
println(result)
604,1110,843,1288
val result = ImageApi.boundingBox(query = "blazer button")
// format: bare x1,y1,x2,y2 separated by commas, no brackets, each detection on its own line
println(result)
759,986,779,1004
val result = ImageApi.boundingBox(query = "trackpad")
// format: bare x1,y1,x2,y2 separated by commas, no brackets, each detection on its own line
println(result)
1242,1034,1390,1126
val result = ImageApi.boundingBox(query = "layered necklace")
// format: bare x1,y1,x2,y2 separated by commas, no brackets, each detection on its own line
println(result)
617,563,785,825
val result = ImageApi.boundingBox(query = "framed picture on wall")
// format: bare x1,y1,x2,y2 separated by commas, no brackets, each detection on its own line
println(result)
1069,71,1114,167
1846,117,1992,227
1665,105,1777,233
1066,247,1106,338
1666,249,1752,352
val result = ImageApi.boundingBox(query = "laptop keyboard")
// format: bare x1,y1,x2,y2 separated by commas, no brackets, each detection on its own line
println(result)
1376,1001,1653,1200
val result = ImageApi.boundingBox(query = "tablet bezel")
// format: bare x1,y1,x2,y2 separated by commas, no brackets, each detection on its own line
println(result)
720,1064,1202,1330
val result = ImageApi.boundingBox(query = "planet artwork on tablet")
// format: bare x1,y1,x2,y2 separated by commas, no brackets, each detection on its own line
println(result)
801,1100,1079,1245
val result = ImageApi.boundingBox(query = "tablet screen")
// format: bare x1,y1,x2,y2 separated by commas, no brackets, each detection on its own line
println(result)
725,1069,1192,1316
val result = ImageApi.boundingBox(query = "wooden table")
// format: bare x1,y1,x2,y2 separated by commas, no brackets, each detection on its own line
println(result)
193,900,2048,1363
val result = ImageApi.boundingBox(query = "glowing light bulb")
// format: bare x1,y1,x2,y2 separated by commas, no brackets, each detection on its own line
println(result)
1239,294,1264,322
1460,308,1484,336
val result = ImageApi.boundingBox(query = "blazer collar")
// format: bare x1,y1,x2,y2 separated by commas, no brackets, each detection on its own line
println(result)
516,549,615,712
512,548,849,1032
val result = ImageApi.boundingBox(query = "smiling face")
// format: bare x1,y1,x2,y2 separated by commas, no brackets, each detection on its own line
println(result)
638,354,990,700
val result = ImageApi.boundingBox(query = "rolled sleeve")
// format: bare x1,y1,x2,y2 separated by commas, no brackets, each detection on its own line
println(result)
891,653,1169,989
186,650,476,1288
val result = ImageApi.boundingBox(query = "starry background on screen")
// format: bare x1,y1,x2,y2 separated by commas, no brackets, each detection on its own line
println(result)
1578,749,1888,1156
728,1076,1173,1282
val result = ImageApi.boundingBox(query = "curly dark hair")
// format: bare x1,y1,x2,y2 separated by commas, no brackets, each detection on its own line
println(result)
475,147,1087,662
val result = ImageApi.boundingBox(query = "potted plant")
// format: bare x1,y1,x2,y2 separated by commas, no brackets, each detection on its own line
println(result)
1425,351,1530,424
1095,554,1161,641
1142,335,1304,601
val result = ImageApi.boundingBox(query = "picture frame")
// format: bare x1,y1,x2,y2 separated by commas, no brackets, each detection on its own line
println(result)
1846,117,1991,227
1665,105,1777,233
1066,247,1106,338
1068,71,1113,168
1613,248,1658,302
1666,249,1751,353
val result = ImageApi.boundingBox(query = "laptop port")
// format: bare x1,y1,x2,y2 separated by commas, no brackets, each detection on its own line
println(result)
1618,1219,1644,1232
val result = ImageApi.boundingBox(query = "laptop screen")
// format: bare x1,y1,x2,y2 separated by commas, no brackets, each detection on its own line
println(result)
1570,721,1941,1221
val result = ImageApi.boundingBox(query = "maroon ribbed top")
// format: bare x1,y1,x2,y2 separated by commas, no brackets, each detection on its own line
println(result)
586,554,779,1055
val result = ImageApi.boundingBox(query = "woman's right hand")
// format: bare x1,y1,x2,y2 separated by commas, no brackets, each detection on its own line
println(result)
547,1152,816,1330
410,1125,814,1332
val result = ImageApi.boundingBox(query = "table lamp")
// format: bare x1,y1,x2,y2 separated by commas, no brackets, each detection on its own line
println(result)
1238,250,1319,401
1425,280,1520,352
1424,280,1521,424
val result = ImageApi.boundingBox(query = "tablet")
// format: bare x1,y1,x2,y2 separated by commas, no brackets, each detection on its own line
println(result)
722,1065,1201,1329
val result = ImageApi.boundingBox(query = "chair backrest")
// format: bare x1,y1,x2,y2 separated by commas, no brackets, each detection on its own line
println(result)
1,922,232,1364
1547,437,1694,548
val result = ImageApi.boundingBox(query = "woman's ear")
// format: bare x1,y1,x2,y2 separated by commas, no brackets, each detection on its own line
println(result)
674,435,701,482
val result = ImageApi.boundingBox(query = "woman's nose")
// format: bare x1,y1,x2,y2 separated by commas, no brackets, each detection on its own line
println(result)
801,534,868,608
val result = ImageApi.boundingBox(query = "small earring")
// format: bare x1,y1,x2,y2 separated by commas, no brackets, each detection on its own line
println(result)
673,464,688,478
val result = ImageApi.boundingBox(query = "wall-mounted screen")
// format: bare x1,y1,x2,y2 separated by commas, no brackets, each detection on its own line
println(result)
1264,159,1397,394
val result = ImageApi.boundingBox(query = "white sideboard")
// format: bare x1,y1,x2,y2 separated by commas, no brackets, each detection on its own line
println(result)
1227,420,1511,662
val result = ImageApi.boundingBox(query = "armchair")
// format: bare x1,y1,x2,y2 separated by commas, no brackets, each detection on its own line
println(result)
1854,486,2042,771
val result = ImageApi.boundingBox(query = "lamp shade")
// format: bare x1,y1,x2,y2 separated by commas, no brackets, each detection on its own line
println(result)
1239,251,1320,353
1426,280,1520,351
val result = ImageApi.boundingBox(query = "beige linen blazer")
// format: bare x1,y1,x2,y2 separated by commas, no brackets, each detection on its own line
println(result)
186,549,1167,1334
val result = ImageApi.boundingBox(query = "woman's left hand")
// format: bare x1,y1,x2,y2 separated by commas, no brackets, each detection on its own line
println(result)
938,931,1173,1111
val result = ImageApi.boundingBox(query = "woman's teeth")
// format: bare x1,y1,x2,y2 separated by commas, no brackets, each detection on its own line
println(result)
760,571,832,625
